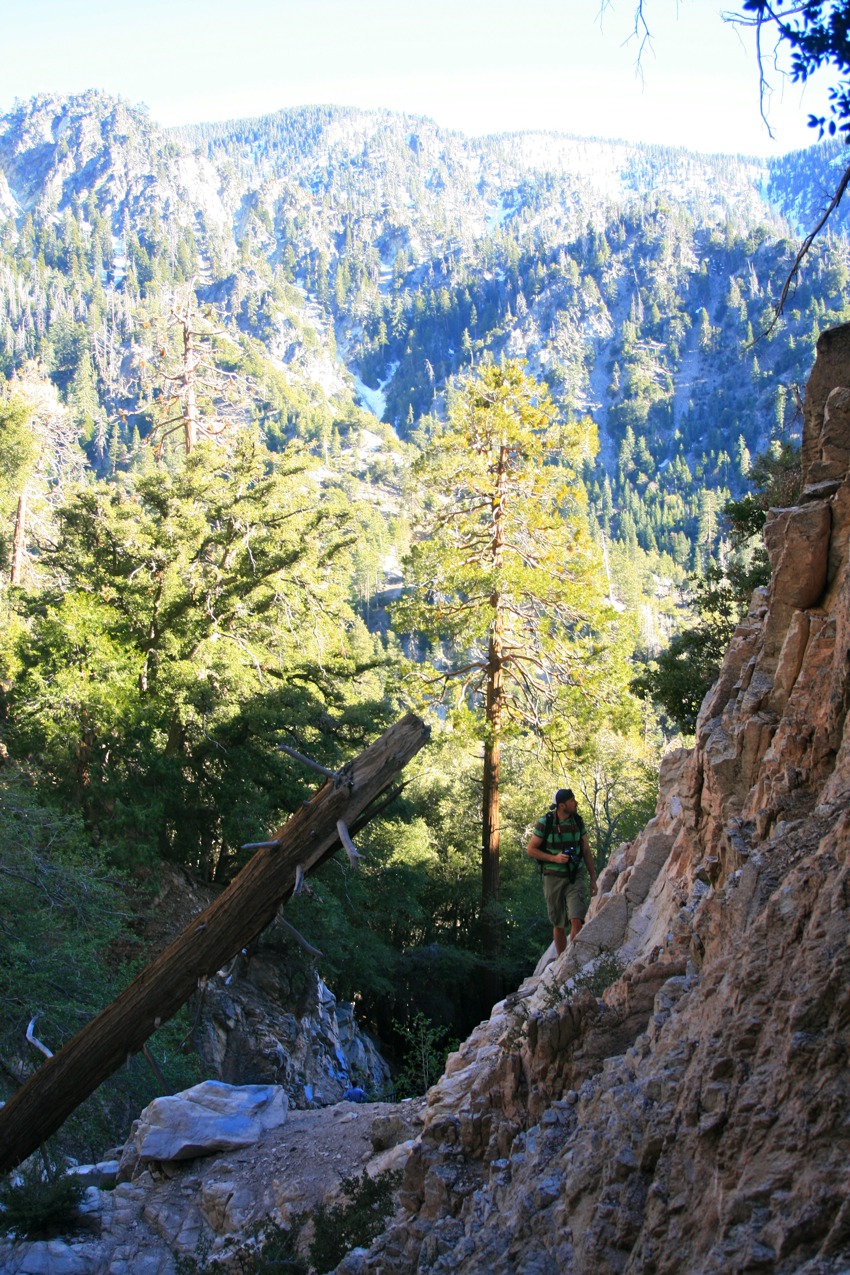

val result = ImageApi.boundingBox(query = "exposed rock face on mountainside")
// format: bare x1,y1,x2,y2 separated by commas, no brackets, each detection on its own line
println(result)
357,325,850,1273
192,948,390,1108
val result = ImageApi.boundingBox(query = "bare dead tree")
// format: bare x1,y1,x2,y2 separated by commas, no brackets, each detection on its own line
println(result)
142,288,254,456
724,1,850,334
759,162,850,335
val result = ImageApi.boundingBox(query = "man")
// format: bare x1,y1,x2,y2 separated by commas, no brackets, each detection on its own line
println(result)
526,788,598,955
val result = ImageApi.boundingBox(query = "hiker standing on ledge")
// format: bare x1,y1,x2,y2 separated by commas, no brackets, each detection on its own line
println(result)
527,788,598,955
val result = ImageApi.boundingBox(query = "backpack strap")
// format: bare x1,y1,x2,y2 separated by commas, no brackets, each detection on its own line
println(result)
538,810,586,880
537,808,555,875
539,808,555,853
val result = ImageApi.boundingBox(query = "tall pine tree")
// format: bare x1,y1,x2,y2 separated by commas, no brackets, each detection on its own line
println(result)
395,361,609,969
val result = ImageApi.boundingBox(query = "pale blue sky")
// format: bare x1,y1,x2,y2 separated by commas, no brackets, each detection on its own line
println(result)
0,0,824,155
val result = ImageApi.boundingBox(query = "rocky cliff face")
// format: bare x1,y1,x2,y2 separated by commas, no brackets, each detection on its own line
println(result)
357,325,850,1274
191,948,390,1108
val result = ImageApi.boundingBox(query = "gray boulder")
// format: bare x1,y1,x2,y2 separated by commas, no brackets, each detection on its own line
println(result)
119,1080,288,1177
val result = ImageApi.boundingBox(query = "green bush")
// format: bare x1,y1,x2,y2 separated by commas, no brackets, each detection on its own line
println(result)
248,1222,308,1273
308,1170,401,1273
391,1012,457,1099
571,952,625,999
0,765,201,1162
0,1159,85,1240
176,1219,308,1274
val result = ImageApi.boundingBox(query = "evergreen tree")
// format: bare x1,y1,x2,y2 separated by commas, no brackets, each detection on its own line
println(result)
0,396,38,580
394,361,607,968
3,436,385,874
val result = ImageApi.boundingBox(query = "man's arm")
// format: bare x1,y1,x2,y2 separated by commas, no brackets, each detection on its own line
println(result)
526,833,570,866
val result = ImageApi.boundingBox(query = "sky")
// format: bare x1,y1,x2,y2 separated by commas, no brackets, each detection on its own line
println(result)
0,0,828,156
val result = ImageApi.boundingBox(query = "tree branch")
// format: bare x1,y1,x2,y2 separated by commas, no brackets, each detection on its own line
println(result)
757,158,850,337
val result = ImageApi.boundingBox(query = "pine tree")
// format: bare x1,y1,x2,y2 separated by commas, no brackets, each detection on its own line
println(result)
0,397,38,582
394,362,607,970
5,435,372,874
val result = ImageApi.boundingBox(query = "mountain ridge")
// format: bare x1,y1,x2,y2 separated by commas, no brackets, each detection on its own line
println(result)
1,88,849,572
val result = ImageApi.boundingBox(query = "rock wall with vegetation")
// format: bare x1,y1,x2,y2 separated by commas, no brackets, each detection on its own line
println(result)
3,326,849,1271
359,323,850,1274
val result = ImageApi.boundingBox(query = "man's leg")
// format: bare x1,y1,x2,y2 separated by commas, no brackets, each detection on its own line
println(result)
567,879,587,944
544,875,569,956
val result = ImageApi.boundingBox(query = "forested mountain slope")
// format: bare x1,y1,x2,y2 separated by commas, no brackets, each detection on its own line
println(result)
2,91,850,571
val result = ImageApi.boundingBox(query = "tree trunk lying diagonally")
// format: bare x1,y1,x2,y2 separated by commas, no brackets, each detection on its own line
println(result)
0,713,430,1175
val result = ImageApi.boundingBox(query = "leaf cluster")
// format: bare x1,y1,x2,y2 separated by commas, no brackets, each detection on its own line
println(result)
0,1159,85,1240
308,1170,402,1273
743,0,850,137
390,1011,458,1098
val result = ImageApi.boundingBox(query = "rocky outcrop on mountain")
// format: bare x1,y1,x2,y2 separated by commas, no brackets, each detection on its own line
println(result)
191,949,390,1107
141,869,390,1107
0,1094,425,1274
0,92,227,230
358,324,850,1273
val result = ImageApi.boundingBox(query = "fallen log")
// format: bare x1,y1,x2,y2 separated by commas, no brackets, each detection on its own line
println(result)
0,712,429,1174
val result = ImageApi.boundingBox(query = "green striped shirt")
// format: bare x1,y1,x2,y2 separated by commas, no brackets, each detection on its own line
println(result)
535,811,585,875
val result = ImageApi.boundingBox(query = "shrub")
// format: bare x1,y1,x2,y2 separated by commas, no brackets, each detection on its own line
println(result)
308,1170,401,1273
571,952,626,998
391,1012,457,1098
0,1159,85,1240
175,1219,308,1273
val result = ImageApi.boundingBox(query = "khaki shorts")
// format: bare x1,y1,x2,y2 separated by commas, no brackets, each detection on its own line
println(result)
543,871,587,927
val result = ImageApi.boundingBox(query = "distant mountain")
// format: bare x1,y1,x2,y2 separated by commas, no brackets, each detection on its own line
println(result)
1,90,848,569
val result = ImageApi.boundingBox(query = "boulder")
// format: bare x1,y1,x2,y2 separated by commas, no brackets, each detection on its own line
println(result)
119,1080,288,1174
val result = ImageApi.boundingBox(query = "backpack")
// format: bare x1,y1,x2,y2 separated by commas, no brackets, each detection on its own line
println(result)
537,806,583,883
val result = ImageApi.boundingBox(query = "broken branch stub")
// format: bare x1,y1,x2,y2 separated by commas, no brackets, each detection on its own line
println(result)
337,820,362,867
0,712,429,1175
26,1016,53,1060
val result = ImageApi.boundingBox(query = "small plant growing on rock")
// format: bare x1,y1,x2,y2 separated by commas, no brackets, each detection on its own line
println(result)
308,1170,402,1273
176,1219,308,1273
569,952,625,999
538,979,569,1011
247,1222,308,1274
0,1158,85,1240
